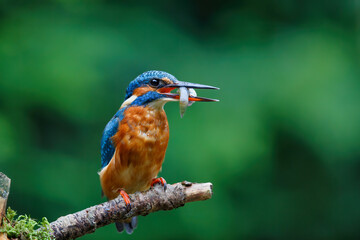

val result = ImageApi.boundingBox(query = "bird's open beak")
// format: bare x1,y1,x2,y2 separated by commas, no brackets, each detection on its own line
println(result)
158,81,219,102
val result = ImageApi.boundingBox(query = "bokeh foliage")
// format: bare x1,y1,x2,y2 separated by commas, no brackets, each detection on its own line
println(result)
1,0,360,239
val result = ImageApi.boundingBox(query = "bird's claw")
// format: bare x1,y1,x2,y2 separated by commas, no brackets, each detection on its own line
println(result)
151,177,167,191
119,189,132,211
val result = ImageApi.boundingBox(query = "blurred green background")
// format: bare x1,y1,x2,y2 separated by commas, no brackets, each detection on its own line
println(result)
1,0,360,239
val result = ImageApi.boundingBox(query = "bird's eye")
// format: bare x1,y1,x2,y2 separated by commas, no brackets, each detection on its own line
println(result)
149,79,160,87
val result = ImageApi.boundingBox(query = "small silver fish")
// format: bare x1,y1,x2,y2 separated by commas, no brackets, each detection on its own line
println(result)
179,87,197,118
187,88,197,106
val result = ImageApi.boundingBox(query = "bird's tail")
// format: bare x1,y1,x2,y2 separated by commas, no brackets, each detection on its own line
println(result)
115,217,138,234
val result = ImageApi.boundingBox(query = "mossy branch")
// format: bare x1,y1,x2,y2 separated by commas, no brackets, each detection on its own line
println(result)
0,172,213,240
1,208,52,240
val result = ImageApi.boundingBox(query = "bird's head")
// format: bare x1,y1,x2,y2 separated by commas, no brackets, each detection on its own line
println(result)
121,70,218,113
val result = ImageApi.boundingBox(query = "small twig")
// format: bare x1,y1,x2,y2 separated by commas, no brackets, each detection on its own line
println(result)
2,216,9,224
50,181,213,240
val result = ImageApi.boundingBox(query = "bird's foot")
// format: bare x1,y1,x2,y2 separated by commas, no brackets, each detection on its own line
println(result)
119,189,131,211
151,177,167,191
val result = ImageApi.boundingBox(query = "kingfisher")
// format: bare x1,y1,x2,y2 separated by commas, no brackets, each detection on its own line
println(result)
99,70,218,234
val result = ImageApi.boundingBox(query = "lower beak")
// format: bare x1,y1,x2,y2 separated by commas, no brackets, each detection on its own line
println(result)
162,93,219,102
159,81,219,102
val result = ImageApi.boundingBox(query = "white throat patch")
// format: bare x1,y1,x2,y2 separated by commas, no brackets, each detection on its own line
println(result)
148,98,178,110
120,95,138,109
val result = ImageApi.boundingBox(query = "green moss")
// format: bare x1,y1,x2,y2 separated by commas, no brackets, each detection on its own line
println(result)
0,207,53,240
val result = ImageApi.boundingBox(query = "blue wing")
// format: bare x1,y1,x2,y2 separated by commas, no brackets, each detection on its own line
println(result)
100,109,125,169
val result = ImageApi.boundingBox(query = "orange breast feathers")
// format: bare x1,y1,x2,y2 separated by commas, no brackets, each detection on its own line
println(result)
100,106,169,200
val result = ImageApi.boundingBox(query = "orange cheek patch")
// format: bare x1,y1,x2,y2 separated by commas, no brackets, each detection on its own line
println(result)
133,86,153,96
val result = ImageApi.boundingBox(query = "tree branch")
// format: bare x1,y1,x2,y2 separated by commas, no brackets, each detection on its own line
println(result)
0,173,11,240
50,181,213,240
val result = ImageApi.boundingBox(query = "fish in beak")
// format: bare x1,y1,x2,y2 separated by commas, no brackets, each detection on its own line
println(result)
158,81,219,117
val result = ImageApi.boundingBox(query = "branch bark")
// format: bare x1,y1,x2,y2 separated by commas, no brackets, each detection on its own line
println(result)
0,173,11,240
50,181,213,240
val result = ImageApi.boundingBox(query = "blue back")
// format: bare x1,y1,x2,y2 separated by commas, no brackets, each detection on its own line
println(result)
100,109,125,169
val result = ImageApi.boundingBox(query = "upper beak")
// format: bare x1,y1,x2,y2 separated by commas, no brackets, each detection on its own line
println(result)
166,81,219,90
159,81,219,102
